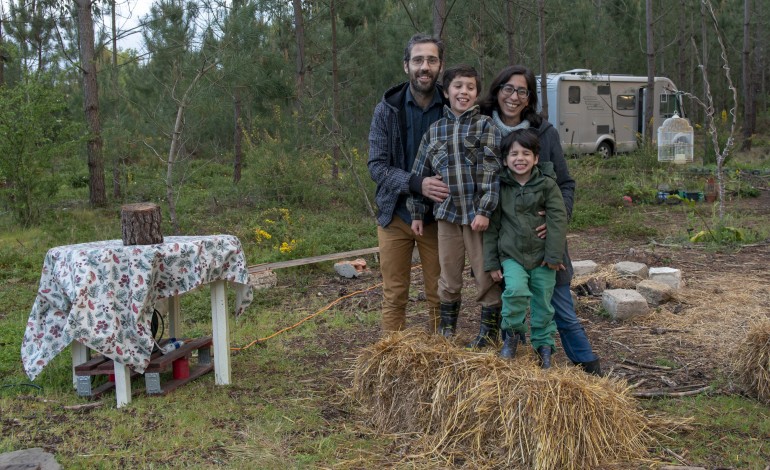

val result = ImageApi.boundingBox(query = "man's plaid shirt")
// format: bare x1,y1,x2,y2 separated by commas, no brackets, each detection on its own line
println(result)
408,105,502,225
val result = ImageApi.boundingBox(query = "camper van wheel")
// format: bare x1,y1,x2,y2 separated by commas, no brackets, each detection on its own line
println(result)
596,141,613,159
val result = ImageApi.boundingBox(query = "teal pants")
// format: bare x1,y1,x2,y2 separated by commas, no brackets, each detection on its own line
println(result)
500,259,557,350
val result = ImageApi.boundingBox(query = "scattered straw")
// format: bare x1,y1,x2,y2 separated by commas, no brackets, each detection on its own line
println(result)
734,320,770,403
349,330,655,469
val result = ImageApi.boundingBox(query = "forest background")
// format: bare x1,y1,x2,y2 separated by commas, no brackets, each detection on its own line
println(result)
1,0,769,235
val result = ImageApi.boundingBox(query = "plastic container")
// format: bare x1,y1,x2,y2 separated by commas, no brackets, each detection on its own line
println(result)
161,338,184,354
173,356,190,379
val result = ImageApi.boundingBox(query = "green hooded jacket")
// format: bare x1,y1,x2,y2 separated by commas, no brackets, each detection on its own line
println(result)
483,162,568,272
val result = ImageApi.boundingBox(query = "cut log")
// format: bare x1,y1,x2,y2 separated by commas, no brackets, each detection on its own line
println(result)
121,203,163,245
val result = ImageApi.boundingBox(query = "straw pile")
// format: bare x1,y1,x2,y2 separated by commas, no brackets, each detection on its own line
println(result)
350,329,652,469
734,320,770,404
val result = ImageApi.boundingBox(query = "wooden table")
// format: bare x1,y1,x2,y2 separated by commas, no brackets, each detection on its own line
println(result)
22,235,252,407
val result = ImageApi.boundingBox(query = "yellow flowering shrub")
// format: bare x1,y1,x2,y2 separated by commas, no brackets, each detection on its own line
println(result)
253,207,301,255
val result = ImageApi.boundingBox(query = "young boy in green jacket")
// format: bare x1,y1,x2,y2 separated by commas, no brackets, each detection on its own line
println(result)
483,129,568,368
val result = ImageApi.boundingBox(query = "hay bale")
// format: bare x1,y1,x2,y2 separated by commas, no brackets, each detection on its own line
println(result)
350,330,653,469
734,321,770,404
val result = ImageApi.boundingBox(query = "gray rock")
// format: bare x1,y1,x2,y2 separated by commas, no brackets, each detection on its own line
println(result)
572,260,599,276
602,289,649,320
0,448,61,470
636,279,673,306
334,262,360,279
649,267,683,289
613,261,649,279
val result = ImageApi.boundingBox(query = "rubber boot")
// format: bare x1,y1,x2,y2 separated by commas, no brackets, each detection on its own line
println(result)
438,301,460,338
499,330,522,359
466,306,501,349
577,358,602,376
537,346,553,369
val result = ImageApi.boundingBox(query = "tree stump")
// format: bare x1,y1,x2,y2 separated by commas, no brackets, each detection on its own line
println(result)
121,203,163,245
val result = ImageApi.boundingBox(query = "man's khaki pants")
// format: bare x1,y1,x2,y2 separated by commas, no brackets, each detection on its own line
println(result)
377,217,440,333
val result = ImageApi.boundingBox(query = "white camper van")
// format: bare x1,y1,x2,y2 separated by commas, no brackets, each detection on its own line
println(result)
536,69,684,157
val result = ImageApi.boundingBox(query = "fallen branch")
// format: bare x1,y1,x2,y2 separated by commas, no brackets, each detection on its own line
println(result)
609,340,633,352
663,447,690,466
63,401,104,411
628,378,647,389
632,385,711,398
621,358,673,370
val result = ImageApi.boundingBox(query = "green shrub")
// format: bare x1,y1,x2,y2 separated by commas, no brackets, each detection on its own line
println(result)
0,77,82,226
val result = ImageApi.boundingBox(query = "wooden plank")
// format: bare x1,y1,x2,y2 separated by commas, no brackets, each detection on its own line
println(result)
74,355,111,375
248,247,379,273
148,364,214,396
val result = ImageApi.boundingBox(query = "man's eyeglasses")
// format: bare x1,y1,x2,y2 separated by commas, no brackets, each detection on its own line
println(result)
499,84,530,98
409,56,440,67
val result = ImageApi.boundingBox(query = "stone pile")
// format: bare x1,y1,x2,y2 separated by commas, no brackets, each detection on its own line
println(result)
573,260,683,321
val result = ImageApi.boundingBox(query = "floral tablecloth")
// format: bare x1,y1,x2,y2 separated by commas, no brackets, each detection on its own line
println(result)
22,235,253,381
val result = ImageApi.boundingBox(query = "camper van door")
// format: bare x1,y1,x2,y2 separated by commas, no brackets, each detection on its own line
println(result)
559,81,587,154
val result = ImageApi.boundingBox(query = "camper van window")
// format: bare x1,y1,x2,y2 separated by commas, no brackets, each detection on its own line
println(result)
659,93,677,118
617,95,635,110
568,86,580,104
597,85,610,95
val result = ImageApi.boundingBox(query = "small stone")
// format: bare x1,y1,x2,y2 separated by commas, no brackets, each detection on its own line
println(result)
636,279,673,306
0,448,62,470
334,261,361,278
613,261,649,279
573,260,599,276
602,289,649,320
649,267,683,289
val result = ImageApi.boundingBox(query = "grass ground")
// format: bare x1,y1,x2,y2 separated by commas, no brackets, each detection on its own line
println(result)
1,148,770,468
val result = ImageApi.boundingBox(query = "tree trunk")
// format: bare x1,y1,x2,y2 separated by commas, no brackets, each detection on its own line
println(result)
111,0,121,198
433,0,446,41
644,0,655,144
76,0,106,207
121,203,163,245
233,87,243,184
538,0,548,120
506,0,515,65
330,0,340,179
677,0,687,96
292,0,305,115
741,0,755,151
754,0,765,122
700,1,710,162
0,14,5,86
167,62,217,234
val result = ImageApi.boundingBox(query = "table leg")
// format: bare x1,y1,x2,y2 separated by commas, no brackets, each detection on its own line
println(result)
71,340,89,389
167,295,181,338
210,280,231,385
113,362,131,408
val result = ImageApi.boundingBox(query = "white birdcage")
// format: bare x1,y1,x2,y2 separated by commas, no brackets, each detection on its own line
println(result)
657,113,694,164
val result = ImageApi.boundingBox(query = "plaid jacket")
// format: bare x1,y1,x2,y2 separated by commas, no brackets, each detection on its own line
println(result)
408,106,502,225
367,82,448,227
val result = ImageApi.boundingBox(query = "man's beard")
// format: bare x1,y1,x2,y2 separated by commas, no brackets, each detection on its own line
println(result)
410,71,438,95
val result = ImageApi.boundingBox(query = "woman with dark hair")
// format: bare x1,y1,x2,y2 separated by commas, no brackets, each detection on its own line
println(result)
468,65,602,375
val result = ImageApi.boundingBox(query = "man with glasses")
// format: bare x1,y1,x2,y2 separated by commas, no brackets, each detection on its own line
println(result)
368,34,451,334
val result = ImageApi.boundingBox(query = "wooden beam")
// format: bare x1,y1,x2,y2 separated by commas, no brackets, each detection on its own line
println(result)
248,247,379,273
